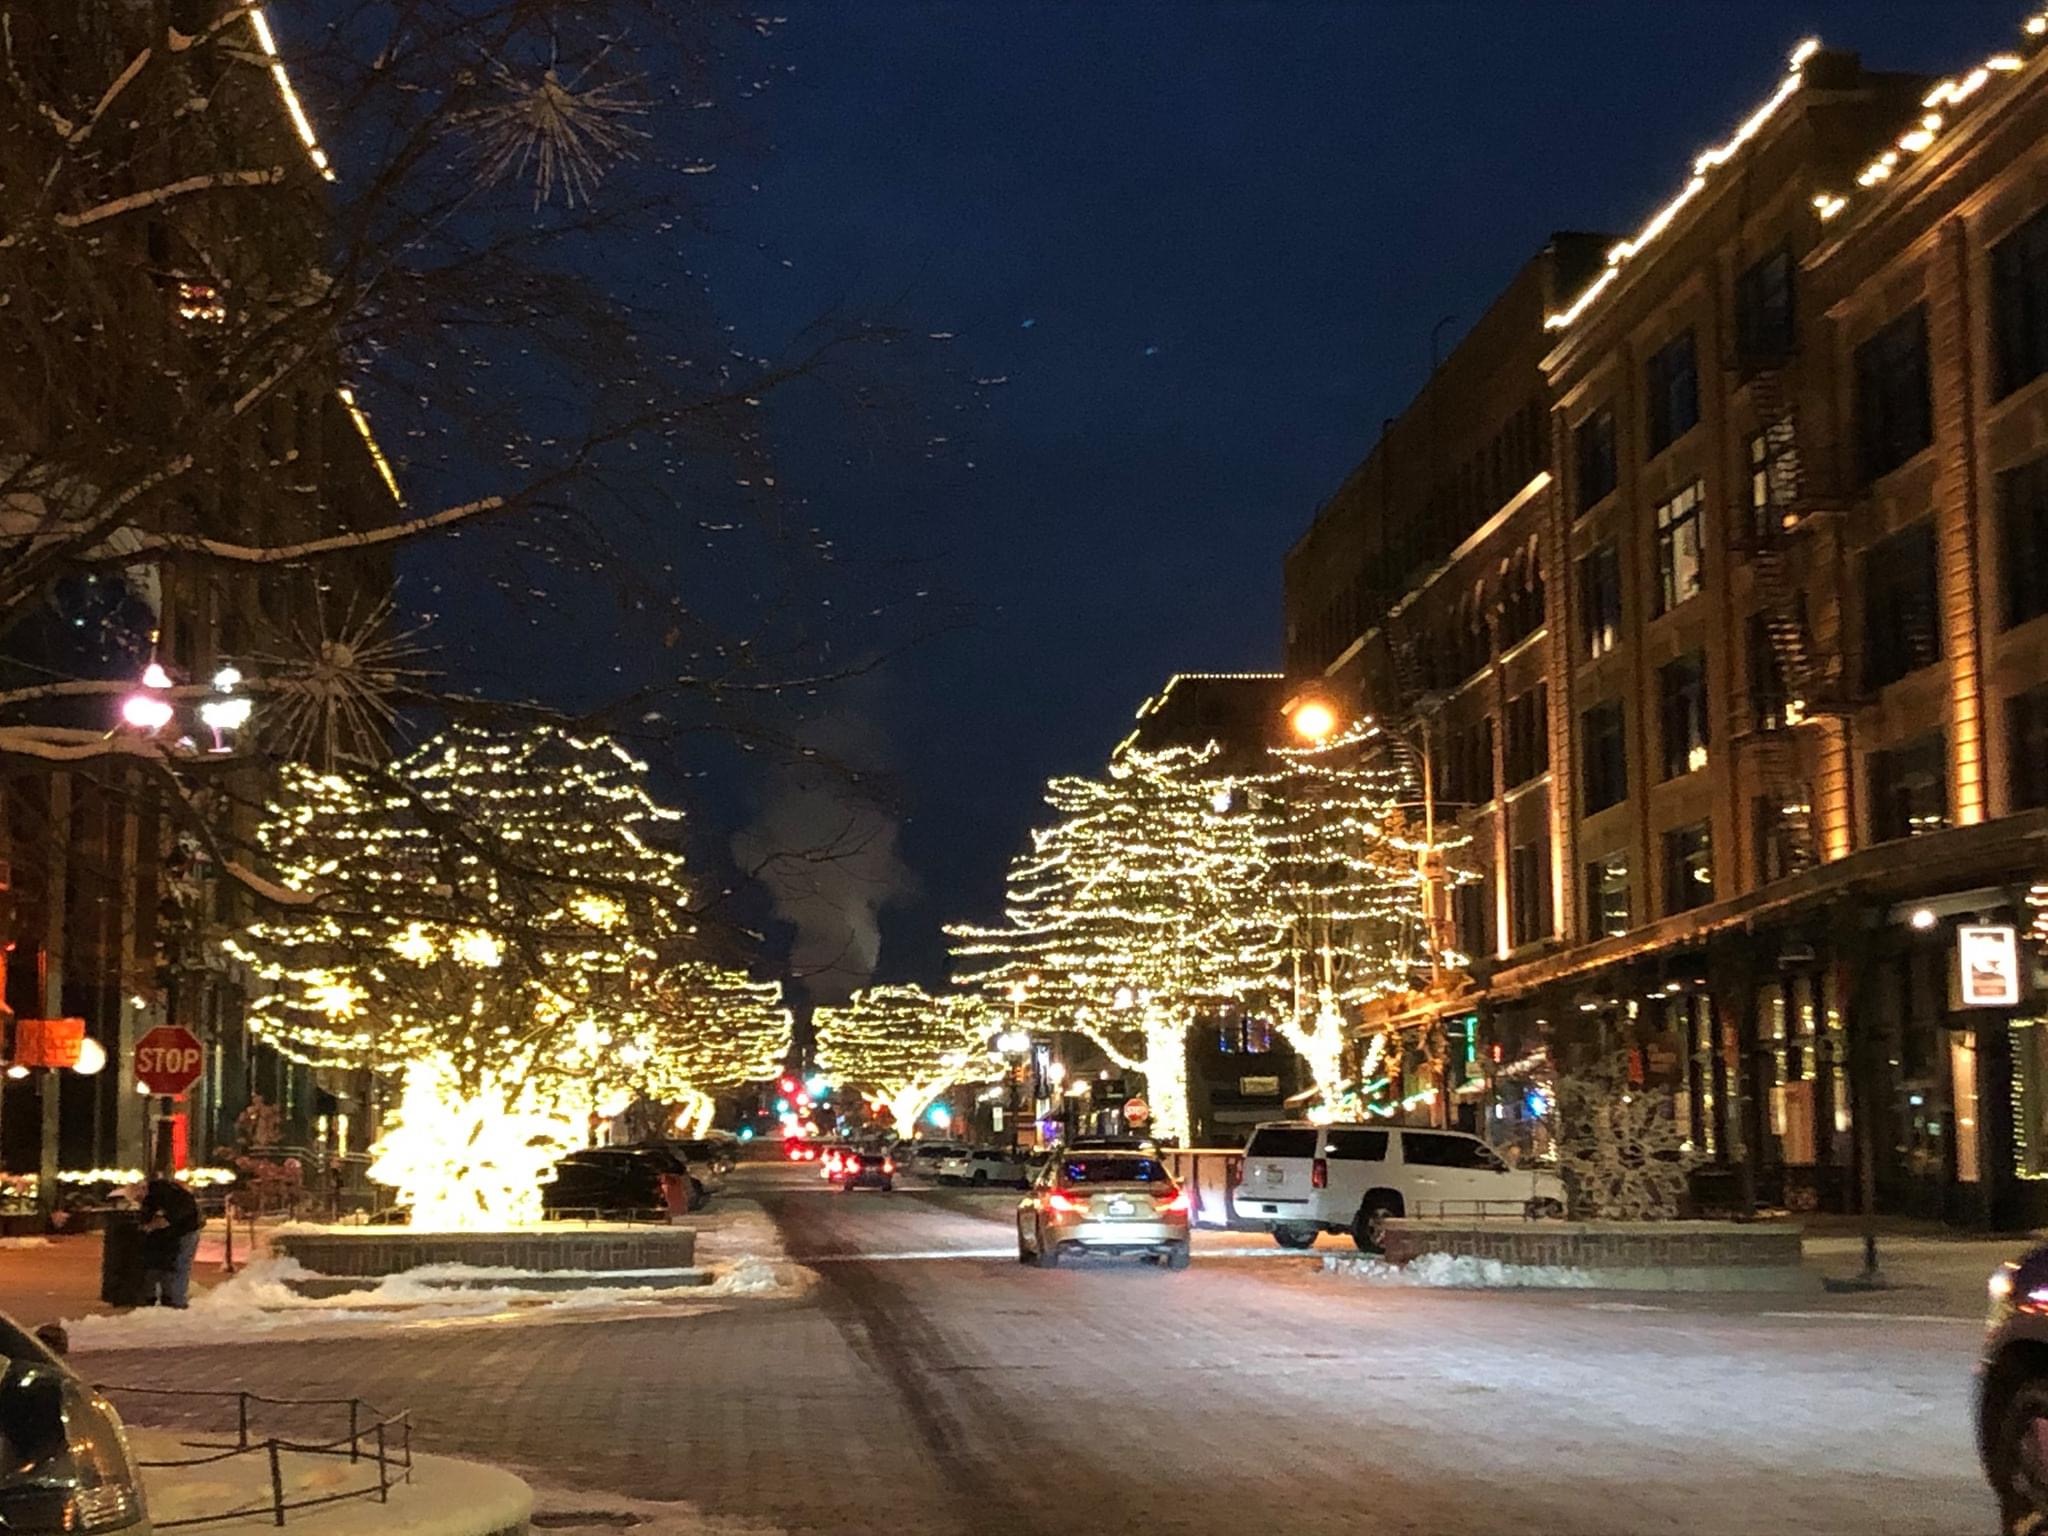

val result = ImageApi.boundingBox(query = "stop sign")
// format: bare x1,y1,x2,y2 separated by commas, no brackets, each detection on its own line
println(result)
134,1026,204,1097
1122,1096,1151,1128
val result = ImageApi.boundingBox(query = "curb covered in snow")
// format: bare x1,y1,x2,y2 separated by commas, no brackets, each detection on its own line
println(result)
1322,1250,1822,1292
132,1428,531,1536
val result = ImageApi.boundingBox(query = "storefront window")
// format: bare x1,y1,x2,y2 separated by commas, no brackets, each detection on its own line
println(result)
2012,1019,2048,1180
1763,980,1819,1165
1951,1032,1981,1185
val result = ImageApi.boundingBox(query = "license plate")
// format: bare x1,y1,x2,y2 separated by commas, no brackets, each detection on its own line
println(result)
1108,1197,1134,1217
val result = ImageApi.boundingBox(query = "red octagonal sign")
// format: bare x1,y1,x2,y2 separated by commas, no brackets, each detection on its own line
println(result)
134,1025,204,1097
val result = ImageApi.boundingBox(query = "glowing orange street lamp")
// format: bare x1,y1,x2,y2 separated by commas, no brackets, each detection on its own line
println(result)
1289,698,1339,744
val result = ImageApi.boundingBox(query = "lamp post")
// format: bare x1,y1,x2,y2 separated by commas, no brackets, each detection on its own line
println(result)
997,980,1033,1149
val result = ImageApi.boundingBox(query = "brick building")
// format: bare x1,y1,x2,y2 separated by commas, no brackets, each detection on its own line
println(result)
1283,23,2048,1227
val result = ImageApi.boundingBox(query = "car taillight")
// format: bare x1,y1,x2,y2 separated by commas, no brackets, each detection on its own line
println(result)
1225,1156,1243,1187
1158,1187,1192,1214
883,1159,895,1174
1311,1157,1328,1190
1045,1190,1086,1215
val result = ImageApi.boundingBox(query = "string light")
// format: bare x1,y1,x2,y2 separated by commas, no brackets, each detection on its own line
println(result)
814,986,993,1133
1546,38,1821,330
247,8,335,180
229,723,785,1226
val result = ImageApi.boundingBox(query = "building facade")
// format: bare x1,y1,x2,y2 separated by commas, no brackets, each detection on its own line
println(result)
1284,25,2048,1227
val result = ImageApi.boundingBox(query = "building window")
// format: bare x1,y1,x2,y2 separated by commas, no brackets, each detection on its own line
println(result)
2000,452,2048,630
1452,870,1492,958
1580,699,1627,814
1854,305,1932,483
1658,652,1709,779
1734,243,1796,363
1654,480,1704,615
1753,790,1815,885
1746,423,1799,540
1509,835,1553,948
1645,330,1700,457
1579,542,1622,658
1216,1017,1275,1055
1500,544,1544,647
1504,685,1548,788
1861,522,1941,690
1662,822,1714,913
1575,407,1618,511
1584,853,1630,938
2009,683,2048,811
1443,716,1494,807
1870,733,1949,841
1994,203,2048,399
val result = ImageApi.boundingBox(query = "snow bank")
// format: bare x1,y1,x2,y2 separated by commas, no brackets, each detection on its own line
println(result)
1322,1252,1600,1289
64,1244,809,1351
522,1474,785,1536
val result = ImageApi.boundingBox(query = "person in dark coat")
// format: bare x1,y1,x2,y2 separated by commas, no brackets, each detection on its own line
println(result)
138,1178,202,1308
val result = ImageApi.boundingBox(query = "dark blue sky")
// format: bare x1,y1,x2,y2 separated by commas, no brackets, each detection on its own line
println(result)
696,1,2021,989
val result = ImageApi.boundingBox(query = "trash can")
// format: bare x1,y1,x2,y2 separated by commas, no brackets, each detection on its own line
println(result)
99,1211,149,1307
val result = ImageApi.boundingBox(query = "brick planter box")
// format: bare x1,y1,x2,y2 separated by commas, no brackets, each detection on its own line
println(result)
272,1224,698,1278
1376,1218,1811,1292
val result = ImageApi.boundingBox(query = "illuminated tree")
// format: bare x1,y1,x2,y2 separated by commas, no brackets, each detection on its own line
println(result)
226,722,702,1226
638,961,794,1137
950,744,1281,1147
813,985,995,1135
1242,728,1447,1114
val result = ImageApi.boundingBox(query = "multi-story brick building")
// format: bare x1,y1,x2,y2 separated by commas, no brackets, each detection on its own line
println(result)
1284,21,2048,1228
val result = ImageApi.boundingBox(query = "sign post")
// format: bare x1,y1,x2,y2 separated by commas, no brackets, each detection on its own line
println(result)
133,1026,203,1176
1122,1095,1152,1130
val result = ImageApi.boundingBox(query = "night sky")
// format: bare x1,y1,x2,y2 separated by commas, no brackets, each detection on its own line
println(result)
437,3,2027,996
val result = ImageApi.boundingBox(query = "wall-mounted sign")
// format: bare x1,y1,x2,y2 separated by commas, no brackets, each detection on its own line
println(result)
1239,1076,1281,1098
1958,925,2021,1008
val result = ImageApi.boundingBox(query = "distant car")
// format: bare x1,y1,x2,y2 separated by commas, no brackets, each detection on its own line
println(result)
784,1138,822,1163
842,1150,896,1192
1232,1121,1566,1251
1017,1152,1190,1269
1979,1244,2048,1529
674,1137,736,1178
619,1141,718,1203
937,1147,1031,1187
0,1313,149,1532
908,1142,967,1167
1066,1134,1159,1155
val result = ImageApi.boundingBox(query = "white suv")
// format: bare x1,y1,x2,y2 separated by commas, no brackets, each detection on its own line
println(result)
1232,1121,1566,1250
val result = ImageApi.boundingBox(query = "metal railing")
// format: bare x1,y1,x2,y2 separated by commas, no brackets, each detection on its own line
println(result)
96,1386,413,1529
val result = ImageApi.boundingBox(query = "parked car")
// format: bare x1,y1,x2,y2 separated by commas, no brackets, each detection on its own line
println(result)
1979,1244,2048,1529
936,1147,1032,1187
1016,1152,1190,1269
0,1313,149,1532
841,1150,896,1192
907,1141,967,1168
1231,1121,1566,1251
544,1148,689,1218
621,1141,719,1203
674,1137,736,1179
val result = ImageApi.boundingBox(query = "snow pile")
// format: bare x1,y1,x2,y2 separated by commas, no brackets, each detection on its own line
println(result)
1323,1252,1599,1289
0,1237,49,1251
523,1474,786,1536
65,1244,808,1351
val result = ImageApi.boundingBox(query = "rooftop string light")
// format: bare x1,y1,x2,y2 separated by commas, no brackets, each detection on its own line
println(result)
248,7,335,181
1545,38,1821,332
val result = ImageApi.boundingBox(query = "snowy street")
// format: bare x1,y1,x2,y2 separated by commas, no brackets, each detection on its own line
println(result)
74,1164,1996,1535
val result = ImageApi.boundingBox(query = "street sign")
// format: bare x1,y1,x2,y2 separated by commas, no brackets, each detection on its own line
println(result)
134,1025,204,1096
1959,925,2021,1007
1123,1095,1151,1128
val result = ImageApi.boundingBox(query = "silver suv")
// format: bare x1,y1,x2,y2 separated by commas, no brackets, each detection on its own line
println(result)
1232,1121,1566,1250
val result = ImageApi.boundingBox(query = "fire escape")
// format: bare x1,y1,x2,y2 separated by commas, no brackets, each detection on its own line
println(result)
1732,358,1851,876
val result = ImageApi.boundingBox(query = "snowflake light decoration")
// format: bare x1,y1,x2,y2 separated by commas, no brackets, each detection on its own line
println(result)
253,592,431,767
466,51,648,208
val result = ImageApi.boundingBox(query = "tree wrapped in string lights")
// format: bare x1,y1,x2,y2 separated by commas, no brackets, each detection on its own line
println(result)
638,960,793,1138
1242,725,1451,1115
226,723,706,1227
950,744,1281,1148
813,985,995,1134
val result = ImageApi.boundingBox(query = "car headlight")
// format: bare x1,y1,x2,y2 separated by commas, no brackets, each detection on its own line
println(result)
1990,1263,2019,1329
0,1373,145,1533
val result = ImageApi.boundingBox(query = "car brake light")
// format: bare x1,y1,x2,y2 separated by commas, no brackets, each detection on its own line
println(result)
1311,1157,1328,1190
1045,1190,1086,1215
1158,1187,1192,1214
